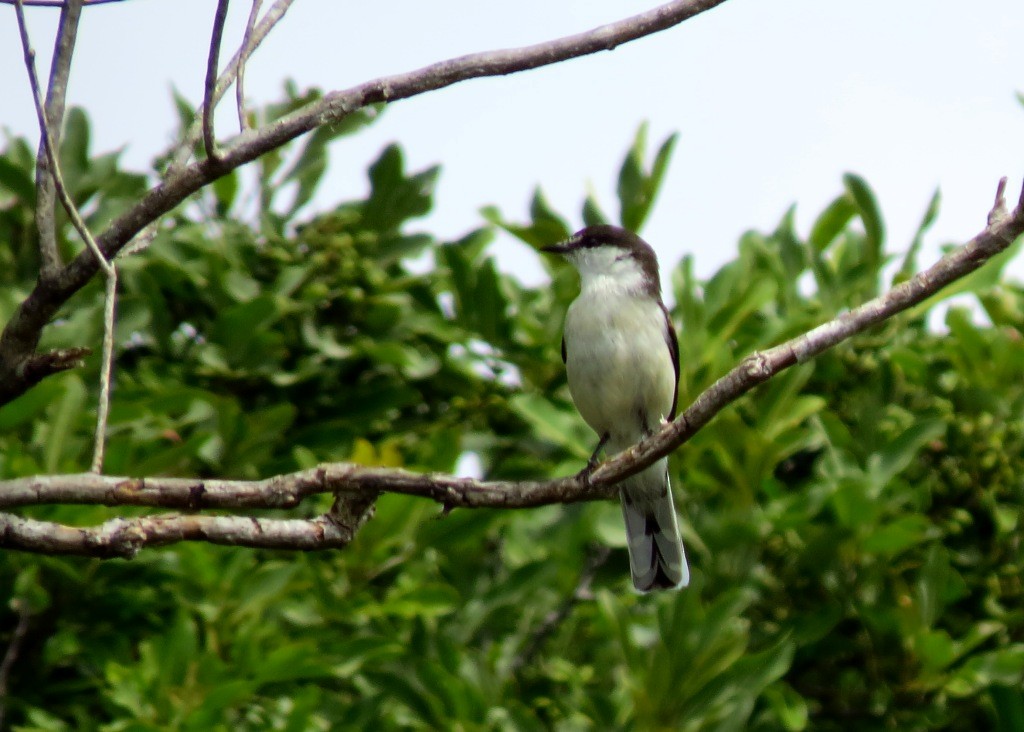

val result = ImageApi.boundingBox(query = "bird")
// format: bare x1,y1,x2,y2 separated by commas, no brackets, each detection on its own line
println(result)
542,225,689,591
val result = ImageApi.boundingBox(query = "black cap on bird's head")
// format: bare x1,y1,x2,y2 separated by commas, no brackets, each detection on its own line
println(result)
541,225,651,255
542,225,662,295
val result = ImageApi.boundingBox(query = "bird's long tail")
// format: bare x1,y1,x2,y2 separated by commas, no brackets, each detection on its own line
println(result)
619,456,689,592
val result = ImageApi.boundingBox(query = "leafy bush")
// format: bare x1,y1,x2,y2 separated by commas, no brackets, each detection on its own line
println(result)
1,98,1023,730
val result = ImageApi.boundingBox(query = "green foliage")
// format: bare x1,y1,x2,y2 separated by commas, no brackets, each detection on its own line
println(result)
2,100,1024,731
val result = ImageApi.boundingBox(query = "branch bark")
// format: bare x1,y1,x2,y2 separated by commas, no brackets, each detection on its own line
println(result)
33,0,84,281
0,508,370,559
0,0,730,405
202,0,231,162
2,178,1021,558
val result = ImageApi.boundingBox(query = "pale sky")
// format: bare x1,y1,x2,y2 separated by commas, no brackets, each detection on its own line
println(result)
2,0,1023,285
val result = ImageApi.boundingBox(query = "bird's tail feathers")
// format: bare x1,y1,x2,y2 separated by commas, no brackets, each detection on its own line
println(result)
620,459,689,592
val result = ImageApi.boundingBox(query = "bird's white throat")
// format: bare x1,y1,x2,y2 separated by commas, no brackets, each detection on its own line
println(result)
567,246,650,296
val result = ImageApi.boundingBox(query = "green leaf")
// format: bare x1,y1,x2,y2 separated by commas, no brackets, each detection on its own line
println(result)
862,515,932,556
946,645,1024,697
0,155,35,204
616,123,678,233
842,172,885,268
895,187,941,282
362,144,439,230
809,194,856,252
869,418,946,488
582,191,609,227
43,375,87,473
211,169,239,215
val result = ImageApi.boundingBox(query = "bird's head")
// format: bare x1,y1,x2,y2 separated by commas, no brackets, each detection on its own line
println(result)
541,225,661,296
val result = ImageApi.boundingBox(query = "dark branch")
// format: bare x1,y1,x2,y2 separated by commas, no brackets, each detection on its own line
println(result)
203,0,231,162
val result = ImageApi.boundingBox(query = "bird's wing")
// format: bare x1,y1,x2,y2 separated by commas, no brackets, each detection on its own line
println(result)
661,303,680,421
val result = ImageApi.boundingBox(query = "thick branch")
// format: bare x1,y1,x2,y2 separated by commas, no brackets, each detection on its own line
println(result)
0,0,728,406
0,500,374,558
0,179,1021,559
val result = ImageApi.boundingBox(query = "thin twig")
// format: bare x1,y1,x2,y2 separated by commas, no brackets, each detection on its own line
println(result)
34,0,85,280
0,599,32,730
16,0,119,474
237,0,262,131
203,0,232,162
171,0,295,176
118,0,293,259
90,269,118,473
14,0,113,277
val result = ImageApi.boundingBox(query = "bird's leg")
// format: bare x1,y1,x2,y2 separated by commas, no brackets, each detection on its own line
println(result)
577,432,610,482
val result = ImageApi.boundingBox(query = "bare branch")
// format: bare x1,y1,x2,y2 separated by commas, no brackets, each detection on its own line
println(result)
117,0,294,260
237,0,263,131
34,0,85,280
0,509,371,559
203,0,232,161
0,464,605,512
16,346,91,384
1,178,1021,559
14,0,113,278
169,0,296,177
0,0,123,5
0,0,726,406
90,269,118,473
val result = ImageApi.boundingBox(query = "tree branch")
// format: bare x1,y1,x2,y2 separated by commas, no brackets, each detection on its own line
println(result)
14,0,113,278
15,0,119,474
0,508,372,558
33,0,84,281
0,0,729,406
236,0,263,131
2,178,1021,558
0,0,122,5
202,0,231,162
118,0,296,260
166,0,296,177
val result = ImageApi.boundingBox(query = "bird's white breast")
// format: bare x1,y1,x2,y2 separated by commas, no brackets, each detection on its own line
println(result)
563,274,675,444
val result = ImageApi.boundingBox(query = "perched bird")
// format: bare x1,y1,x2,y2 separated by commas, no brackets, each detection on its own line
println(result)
543,225,688,591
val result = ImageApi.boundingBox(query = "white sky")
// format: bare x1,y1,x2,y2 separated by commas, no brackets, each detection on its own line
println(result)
2,0,1023,285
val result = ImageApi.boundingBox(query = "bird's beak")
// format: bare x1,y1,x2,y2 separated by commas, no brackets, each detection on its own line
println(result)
541,242,572,255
